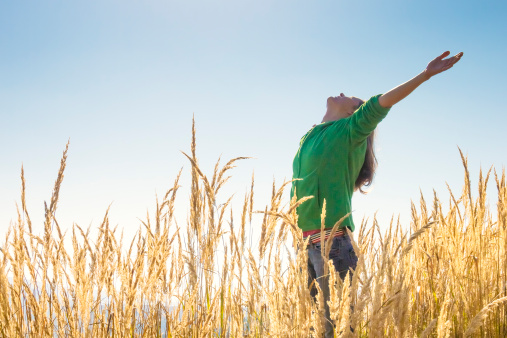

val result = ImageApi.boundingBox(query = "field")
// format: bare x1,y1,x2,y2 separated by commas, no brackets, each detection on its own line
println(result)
1,122,506,337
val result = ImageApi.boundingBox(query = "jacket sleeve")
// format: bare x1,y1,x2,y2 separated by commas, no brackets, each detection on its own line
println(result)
347,94,391,143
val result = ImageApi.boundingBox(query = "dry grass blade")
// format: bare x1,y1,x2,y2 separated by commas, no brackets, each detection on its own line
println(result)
420,318,437,338
464,296,507,337
402,221,435,256
20,165,33,234
324,213,350,261
44,141,69,232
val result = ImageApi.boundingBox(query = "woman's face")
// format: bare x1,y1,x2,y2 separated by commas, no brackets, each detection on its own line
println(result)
327,93,363,117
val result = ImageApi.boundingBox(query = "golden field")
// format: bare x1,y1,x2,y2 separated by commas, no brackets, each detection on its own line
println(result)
1,122,506,337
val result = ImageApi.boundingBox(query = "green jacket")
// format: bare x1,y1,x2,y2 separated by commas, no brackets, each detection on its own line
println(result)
290,94,390,232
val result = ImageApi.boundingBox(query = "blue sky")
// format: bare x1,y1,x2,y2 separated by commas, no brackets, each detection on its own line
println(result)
1,0,506,242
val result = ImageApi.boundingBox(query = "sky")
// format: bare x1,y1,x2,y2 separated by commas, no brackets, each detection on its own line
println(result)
1,0,506,246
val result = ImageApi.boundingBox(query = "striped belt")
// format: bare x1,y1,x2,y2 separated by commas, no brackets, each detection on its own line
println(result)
303,228,346,245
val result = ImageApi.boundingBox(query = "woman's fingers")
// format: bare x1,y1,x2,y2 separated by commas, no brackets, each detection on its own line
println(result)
451,52,463,63
437,51,451,60
442,52,463,68
439,51,463,63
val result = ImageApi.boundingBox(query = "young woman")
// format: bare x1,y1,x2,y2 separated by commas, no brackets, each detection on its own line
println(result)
290,51,463,336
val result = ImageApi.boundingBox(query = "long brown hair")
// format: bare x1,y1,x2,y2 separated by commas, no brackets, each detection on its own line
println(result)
354,100,377,194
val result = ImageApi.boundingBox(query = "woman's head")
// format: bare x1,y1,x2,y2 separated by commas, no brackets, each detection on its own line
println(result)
324,93,363,122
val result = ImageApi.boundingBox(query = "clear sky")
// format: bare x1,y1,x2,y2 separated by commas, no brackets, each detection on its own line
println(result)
1,0,506,243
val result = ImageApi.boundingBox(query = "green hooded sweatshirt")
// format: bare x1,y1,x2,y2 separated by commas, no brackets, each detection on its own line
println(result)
290,94,391,232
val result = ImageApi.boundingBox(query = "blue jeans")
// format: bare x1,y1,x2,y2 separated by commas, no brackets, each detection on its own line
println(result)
306,235,358,337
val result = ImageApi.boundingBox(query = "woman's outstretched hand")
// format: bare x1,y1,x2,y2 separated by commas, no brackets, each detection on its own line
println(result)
424,51,463,79
378,50,463,108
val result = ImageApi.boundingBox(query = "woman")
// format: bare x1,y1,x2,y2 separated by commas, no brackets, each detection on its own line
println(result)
290,51,463,336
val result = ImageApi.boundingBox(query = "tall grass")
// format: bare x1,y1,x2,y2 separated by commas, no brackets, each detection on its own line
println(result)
1,120,506,337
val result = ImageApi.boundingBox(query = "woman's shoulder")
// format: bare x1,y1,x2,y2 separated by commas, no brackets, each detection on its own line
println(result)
318,118,350,135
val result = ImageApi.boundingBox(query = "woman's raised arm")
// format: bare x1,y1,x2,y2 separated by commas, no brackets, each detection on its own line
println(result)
378,51,463,108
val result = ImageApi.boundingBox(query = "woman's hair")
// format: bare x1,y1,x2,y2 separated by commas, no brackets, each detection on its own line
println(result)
353,99,377,194
355,130,377,194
